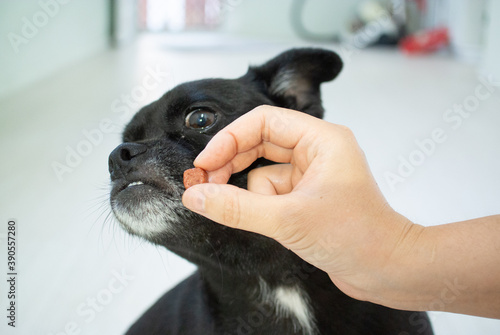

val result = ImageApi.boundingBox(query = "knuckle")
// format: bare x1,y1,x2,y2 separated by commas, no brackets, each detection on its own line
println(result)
336,124,355,138
331,124,359,151
252,104,270,113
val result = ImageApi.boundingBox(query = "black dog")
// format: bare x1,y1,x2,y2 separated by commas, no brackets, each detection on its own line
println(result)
108,48,434,335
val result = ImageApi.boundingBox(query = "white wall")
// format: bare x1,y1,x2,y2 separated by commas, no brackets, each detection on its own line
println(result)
481,0,500,79
220,0,365,39
0,0,110,99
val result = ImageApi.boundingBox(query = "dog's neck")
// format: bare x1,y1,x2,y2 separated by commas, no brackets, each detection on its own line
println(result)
195,256,339,335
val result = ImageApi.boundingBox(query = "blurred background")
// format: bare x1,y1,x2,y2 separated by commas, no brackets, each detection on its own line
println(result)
1,0,499,334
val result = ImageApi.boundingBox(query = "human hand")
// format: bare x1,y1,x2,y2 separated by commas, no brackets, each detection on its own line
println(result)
182,105,420,301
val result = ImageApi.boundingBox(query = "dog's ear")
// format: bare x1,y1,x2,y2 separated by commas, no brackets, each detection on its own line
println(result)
241,48,342,118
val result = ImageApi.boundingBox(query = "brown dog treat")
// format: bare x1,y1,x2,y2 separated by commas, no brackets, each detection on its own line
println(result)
183,167,209,189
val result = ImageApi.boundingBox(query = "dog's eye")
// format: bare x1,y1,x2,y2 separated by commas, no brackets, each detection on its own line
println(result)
185,109,216,130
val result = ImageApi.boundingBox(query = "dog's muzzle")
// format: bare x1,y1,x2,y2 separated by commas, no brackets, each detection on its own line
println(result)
108,142,148,181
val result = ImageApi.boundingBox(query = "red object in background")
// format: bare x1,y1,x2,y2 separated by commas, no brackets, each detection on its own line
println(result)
399,27,449,54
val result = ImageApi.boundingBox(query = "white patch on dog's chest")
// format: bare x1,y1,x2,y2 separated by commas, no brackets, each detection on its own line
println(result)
258,278,316,334
274,286,316,333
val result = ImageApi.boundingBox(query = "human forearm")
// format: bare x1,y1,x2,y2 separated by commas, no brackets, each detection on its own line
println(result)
376,215,500,318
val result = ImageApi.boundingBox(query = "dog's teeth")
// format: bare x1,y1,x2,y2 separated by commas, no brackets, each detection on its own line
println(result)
128,181,144,187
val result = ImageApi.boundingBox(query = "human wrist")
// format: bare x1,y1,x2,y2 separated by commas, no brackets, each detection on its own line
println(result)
371,218,432,310
326,209,428,308
346,211,432,310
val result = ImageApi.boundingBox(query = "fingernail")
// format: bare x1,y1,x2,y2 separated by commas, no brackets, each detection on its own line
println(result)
183,187,206,213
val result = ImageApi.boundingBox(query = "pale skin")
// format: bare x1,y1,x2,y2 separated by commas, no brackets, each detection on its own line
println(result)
182,105,500,319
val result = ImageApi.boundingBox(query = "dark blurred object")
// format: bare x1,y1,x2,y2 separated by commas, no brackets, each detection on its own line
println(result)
399,26,449,54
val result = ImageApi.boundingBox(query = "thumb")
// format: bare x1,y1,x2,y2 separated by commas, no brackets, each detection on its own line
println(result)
182,183,283,238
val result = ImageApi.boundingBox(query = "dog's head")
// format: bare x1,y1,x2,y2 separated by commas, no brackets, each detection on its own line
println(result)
108,48,342,275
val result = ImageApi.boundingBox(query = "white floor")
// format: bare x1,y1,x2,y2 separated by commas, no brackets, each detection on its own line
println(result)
1,33,499,335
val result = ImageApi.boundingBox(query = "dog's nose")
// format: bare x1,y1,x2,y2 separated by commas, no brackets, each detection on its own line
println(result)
108,143,148,180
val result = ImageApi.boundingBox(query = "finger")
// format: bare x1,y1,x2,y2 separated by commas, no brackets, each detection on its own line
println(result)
194,105,322,173
247,164,295,195
205,144,294,185
182,183,290,238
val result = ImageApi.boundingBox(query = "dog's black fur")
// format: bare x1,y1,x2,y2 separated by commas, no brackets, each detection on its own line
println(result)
108,48,434,335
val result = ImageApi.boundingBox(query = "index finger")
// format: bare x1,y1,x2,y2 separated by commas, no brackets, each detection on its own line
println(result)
193,105,321,179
